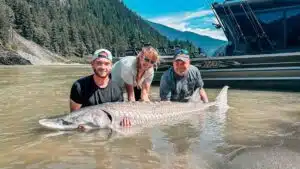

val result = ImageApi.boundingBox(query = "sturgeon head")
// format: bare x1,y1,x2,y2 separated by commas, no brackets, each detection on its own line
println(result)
38,108,113,131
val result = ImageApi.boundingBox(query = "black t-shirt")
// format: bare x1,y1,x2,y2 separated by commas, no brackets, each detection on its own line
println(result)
70,75,124,108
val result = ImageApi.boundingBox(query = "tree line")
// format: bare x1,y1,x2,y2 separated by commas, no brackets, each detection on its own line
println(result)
0,0,200,58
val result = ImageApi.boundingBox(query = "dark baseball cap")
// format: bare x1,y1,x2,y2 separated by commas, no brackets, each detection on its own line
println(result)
173,49,190,62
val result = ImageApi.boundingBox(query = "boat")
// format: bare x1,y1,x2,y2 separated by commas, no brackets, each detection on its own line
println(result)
152,0,300,92
117,0,300,92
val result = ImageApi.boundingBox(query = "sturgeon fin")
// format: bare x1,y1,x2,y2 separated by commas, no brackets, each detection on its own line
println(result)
188,87,202,102
214,85,229,109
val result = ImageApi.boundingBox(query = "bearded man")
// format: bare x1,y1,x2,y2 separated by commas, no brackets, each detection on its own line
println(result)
159,49,209,103
69,49,124,112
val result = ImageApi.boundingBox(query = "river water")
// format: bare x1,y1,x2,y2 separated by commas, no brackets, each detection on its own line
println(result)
0,65,300,169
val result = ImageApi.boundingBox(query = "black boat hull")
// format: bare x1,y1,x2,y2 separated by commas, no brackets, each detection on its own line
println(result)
154,72,300,92
153,52,300,92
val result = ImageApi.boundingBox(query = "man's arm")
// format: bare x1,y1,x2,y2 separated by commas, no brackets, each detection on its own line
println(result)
195,69,209,103
116,85,124,102
69,82,83,112
159,73,172,101
125,83,135,101
70,99,82,112
200,88,209,103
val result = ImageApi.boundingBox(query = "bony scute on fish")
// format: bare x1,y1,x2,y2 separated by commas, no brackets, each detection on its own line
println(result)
39,86,229,136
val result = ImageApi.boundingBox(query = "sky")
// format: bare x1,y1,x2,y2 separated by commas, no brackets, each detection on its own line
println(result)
122,0,227,41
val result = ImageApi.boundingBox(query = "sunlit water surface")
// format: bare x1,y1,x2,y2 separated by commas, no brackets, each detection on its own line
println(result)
0,65,300,169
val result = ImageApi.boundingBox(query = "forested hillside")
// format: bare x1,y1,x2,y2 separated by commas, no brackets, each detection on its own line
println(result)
0,0,198,58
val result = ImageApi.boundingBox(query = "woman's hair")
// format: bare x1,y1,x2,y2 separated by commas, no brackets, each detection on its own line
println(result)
137,46,160,69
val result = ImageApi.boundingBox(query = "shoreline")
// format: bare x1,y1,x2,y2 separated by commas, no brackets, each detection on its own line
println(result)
0,63,90,67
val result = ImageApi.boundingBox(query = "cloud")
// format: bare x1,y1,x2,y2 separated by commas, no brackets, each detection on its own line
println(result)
148,9,227,41
188,28,228,41
149,9,212,25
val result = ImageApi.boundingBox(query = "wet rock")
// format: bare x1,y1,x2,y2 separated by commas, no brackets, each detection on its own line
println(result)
0,46,31,65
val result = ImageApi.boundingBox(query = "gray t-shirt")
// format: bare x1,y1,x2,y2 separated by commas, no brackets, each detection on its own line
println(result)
159,65,204,102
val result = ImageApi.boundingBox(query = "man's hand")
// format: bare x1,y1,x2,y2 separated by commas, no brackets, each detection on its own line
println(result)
200,88,209,103
120,117,132,127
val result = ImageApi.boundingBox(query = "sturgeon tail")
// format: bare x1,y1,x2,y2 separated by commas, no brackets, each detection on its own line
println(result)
215,86,229,109
210,85,230,118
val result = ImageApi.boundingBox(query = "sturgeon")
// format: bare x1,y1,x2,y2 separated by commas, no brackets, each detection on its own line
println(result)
39,86,229,135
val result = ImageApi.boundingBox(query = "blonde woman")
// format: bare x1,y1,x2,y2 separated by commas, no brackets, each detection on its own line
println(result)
111,46,159,101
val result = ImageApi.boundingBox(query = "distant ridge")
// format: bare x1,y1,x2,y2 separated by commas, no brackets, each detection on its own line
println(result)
147,21,228,56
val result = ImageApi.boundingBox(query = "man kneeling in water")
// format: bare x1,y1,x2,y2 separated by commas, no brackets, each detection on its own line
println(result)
69,49,130,128
159,49,209,103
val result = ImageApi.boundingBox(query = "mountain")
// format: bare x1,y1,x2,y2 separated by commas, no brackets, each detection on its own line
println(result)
147,21,228,56
0,0,198,63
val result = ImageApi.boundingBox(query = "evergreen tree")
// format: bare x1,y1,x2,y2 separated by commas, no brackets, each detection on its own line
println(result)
0,1,12,45
1,0,199,58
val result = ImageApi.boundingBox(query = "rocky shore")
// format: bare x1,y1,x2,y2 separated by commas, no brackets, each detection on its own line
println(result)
0,46,31,65
0,32,90,65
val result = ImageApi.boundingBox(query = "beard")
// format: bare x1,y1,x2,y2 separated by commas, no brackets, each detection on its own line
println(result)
174,68,187,76
93,68,109,78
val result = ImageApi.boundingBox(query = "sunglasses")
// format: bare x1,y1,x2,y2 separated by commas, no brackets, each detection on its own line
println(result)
143,56,156,64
